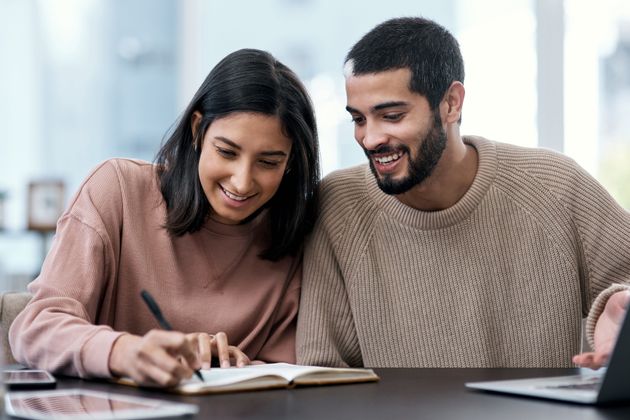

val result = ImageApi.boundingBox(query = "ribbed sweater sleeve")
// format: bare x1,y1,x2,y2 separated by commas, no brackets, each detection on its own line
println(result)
9,161,125,377
494,146,630,342
297,191,360,367
298,164,383,367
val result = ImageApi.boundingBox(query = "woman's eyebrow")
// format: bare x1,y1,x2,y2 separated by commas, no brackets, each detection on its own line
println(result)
215,136,287,157
259,150,288,157
214,136,241,149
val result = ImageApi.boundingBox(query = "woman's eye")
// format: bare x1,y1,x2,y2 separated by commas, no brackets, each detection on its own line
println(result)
259,160,280,168
217,147,236,158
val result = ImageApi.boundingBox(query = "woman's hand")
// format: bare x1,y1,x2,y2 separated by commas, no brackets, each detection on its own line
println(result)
108,329,201,387
188,331,251,368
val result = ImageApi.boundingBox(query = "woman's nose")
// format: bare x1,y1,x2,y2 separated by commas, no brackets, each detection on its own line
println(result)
230,165,254,193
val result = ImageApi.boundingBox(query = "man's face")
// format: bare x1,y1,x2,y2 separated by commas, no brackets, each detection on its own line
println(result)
345,68,447,195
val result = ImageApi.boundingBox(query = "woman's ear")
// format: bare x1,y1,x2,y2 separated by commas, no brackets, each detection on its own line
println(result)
442,81,465,124
191,111,202,150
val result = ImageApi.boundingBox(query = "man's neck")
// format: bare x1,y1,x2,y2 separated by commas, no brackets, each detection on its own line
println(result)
395,137,478,211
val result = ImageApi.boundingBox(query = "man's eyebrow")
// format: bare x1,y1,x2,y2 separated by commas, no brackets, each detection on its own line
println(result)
346,101,409,114
372,101,409,111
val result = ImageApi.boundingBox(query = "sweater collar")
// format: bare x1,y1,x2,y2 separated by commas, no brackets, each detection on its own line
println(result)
201,208,267,237
366,135,497,229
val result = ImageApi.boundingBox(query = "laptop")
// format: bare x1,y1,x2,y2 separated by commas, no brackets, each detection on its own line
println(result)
465,306,630,404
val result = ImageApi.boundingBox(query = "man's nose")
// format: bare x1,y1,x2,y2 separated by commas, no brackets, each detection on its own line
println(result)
360,122,388,151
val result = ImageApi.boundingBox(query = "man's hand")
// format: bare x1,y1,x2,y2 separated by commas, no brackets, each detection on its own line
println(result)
572,290,630,369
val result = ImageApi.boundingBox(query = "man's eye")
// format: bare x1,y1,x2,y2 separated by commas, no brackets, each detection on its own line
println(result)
351,116,365,124
383,113,403,121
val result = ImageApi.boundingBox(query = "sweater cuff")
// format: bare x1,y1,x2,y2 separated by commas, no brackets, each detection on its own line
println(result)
585,283,630,348
79,329,125,378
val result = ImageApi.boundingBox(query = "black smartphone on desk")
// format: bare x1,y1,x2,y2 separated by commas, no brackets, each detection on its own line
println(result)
3,369,56,389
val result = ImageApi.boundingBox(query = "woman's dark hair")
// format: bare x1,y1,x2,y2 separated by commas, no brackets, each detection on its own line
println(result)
345,17,464,111
155,48,320,261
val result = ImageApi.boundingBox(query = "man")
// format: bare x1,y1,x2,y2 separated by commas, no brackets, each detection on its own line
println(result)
296,17,630,368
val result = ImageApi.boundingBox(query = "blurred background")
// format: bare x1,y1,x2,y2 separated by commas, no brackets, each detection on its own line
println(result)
1,0,629,291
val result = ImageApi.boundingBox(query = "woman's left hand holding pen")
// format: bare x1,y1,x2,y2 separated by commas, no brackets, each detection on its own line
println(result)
108,330,203,387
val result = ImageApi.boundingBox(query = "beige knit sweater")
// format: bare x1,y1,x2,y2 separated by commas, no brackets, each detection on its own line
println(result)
296,136,630,368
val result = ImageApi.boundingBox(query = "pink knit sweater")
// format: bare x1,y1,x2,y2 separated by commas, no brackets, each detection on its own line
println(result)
9,159,300,378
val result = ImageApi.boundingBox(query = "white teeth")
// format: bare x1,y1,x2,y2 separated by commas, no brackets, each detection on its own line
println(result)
374,151,403,164
222,188,249,201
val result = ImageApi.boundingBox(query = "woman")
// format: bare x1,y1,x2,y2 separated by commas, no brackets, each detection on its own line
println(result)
9,49,320,387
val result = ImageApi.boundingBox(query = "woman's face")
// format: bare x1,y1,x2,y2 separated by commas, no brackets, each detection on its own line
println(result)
196,112,292,224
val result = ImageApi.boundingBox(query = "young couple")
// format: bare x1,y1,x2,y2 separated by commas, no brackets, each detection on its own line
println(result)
10,17,630,387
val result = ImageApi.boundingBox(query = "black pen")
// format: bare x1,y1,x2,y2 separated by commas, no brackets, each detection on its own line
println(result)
140,289,205,382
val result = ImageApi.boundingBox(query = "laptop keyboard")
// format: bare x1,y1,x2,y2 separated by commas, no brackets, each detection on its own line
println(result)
542,378,601,391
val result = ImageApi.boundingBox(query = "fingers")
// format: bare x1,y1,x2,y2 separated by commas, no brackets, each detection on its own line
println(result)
109,329,251,387
573,352,594,368
215,332,231,368
194,333,213,369
593,352,610,368
175,333,202,373
180,331,251,369
233,347,251,367
572,351,609,370
122,330,198,387
139,345,190,387
203,332,250,368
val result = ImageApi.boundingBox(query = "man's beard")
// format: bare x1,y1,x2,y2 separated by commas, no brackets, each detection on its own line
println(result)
366,111,447,195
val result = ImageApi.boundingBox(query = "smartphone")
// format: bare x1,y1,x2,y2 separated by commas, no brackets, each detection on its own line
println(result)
2,369,57,389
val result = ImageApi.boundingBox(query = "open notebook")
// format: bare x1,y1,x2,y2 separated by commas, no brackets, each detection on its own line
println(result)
466,303,630,404
119,363,379,395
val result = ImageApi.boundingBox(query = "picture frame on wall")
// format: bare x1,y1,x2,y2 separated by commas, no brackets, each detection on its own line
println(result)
27,181,65,232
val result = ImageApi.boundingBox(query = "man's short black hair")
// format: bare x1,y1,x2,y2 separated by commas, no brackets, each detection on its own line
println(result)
345,17,465,110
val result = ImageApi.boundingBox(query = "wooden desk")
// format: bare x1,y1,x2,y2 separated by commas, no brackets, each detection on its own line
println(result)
4,368,630,419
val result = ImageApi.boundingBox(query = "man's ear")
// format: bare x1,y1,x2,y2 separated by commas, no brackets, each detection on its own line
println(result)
441,81,465,124
191,111,202,149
